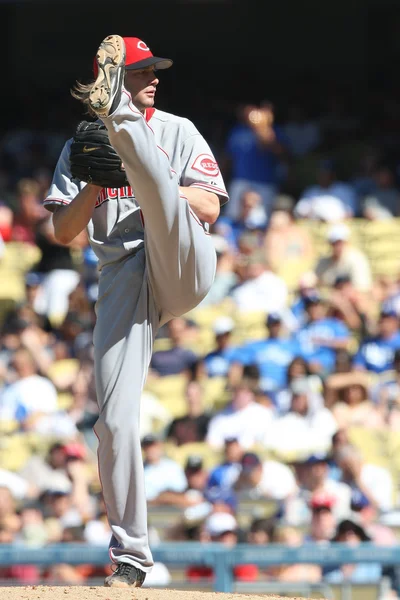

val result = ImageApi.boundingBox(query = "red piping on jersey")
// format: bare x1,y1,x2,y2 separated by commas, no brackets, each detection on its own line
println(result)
44,197,70,205
145,108,155,122
190,182,229,196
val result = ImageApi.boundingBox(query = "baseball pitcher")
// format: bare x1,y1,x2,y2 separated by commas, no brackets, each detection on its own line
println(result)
44,34,228,587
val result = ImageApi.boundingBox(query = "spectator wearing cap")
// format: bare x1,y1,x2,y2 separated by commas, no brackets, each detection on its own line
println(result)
150,317,199,377
197,234,237,308
288,271,319,331
229,312,302,401
234,451,297,503
166,380,211,446
325,518,382,584
142,435,187,503
206,377,275,450
264,194,315,277
207,437,244,494
294,291,350,375
229,249,288,314
285,454,352,527
315,223,372,292
296,159,358,218
265,378,337,456
222,102,289,221
198,316,237,379
305,491,337,543
353,308,400,374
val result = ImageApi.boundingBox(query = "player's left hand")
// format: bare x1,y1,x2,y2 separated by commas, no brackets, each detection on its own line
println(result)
69,121,129,188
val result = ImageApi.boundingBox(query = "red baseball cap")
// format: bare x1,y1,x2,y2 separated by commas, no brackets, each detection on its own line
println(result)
93,36,173,76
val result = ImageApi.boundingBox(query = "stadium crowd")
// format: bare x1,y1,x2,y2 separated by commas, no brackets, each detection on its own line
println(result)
1,94,400,593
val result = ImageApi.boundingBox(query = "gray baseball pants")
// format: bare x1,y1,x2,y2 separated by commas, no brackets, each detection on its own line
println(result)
93,88,216,572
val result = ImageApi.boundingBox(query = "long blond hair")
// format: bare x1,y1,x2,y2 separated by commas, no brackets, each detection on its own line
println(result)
70,80,97,117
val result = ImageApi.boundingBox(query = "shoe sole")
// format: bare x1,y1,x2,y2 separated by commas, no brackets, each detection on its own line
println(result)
89,34,126,118
104,578,143,588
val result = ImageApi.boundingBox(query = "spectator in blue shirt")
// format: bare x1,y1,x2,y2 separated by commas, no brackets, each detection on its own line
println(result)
295,292,350,375
223,102,288,220
229,313,302,399
199,316,237,379
353,309,400,374
207,437,244,494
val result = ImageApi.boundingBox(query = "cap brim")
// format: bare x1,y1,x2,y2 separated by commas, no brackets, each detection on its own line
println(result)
125,56,173,71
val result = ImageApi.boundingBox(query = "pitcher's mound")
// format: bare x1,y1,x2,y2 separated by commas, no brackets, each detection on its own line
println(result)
3,586,309,600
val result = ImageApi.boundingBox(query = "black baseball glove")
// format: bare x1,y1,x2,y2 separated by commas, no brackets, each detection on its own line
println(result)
69,121,129,188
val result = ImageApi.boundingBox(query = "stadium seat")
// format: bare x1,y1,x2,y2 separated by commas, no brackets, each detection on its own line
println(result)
144,374,188,418
232,310,267,344
0,242,41,303
165,441,223,470
202,376,229,410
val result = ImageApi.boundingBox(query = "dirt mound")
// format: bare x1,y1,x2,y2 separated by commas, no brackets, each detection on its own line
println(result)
3,585,308,600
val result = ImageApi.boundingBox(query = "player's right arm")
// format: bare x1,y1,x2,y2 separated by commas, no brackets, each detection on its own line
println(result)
53,184,101,245
44,139,101,245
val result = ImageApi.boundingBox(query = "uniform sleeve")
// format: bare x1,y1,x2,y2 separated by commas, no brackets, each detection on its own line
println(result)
44,139,82,213
180,126,229,206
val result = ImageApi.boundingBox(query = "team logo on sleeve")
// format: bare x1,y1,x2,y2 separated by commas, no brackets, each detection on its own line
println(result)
191,154,220,177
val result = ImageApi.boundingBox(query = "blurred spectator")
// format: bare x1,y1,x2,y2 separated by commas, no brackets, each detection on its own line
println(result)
324,371,382,429
283,104,321,157
32,216,81,324
223,103,288,220
268,527,321,582
19,442,74,496
207,437,244,494
265,378,337,456
214,189,267,251
275,356,323,415
327,275,370,333
17,502,48,547
288,271,319,331
264,194,315,274
234,452,297,503
305,492,337,543
0,201,13,243
295,291,350,375
11,178,47,244
229,312,302,400
150,318,198,377
206,378,275,449
142,435,187,503
198,316,237,378
166,380,211,446
285,454,352,526
0,347,58,429
362,165,400,219
325,519,382,584
335,444,394,513
230,249,288,313
296,159,357,218
353,308,400,374
315,223,372,292
247,516,276,545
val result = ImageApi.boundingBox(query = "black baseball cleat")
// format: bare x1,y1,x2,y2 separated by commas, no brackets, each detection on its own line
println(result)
89,34,126,118
104,561,146,588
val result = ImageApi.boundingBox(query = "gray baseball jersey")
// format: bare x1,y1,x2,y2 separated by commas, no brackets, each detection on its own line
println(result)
45,108,228,269
44,98,228,573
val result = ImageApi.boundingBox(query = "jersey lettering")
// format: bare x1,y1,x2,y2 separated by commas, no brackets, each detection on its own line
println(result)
95,185,135,208
191,154,220,177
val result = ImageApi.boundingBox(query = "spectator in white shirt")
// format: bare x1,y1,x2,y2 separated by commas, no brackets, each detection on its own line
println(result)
142,435,187,503
335,444,394,513
0,347,58,428
230,249,288,314
265,378,337,456
234,452,297,502
206,378,275,450
285,454,352,526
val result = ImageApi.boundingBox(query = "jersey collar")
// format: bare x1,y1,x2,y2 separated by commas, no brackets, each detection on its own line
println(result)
145,108,155,122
